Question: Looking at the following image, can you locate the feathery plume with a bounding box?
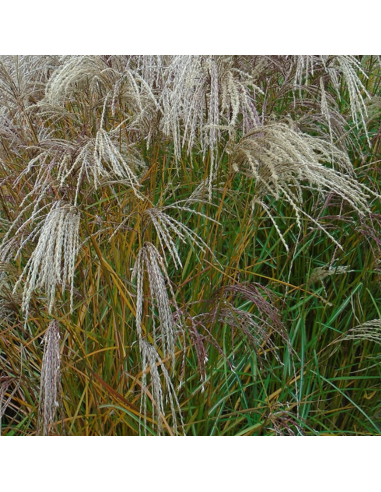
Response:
[232,123,376,248]
[160,56,262,185]
[342,319,381,345]
[290,55,370,139]
[58,128,143,204]
[143,204,218,269]
[38,320,62,436]
[132,242,179,363]
[209,282,292,364]
[140,341,184,435]
[13,202,80,315]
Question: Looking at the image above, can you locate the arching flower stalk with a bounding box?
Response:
[43,55,160,143]
[143,205,218,269]
[57,128,143,205]
[38,320,62,436]
[140,341,184,436]
[232,123,378,249]
[160,56,262,196]
[289,55,371,144]
[44,56,116,106]
[13,202,80,315]
[208,283,293,364]
[341,319,381,345]
[132,243,184,434]
[132,242,179,364]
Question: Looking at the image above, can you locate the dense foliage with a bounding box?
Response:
[0,55,381,436]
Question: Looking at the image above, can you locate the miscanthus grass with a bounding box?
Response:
[0,55,381,436]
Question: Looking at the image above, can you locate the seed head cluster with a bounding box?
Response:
[13,202,80,315]
[38,320,62,436]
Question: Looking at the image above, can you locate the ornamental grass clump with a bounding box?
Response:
[0,55,381,436]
